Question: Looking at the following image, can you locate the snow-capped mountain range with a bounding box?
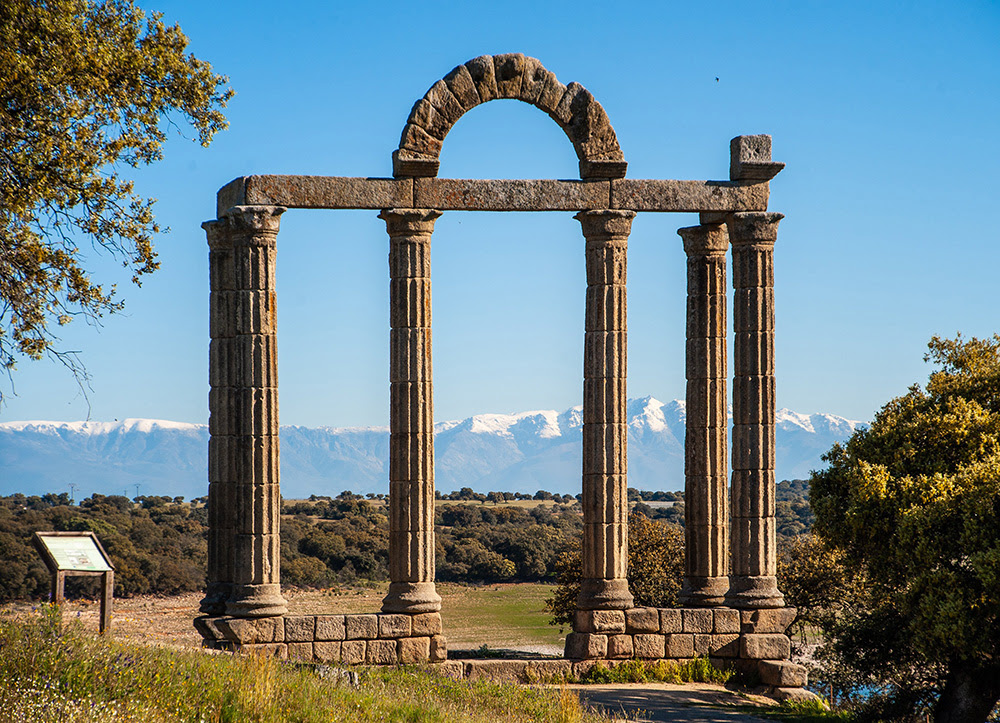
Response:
[0,397,863,501]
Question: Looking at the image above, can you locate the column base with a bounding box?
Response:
[225,583,288,617]
[725,575,785,609]
[577,578,634,610]
[199,581,232,616]
[382,582,442,613]
[678,576,729,607]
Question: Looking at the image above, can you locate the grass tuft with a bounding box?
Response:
[580,656,732,685]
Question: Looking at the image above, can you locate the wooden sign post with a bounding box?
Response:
[33,531,115,634]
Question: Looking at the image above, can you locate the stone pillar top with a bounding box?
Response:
[574,209,636,240]
[378,208,442,234]
[678,223,729,256]
[727,212,784,245]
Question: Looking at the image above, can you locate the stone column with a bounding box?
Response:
[380,209,443,614]
[201,218,235,615]
[726,211,785,609]
[677,223,729,607]
[212,204,288,618]
[576,210,635,611]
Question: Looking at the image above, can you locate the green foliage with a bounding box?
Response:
[776,534,857,634]
[810,335,1000,720]
[0,0,231,394]
[544,511,684,627]
[0,613,602,722]
[580,657,731,685]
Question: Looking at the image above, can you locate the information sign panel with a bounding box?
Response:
[36,533,113,572]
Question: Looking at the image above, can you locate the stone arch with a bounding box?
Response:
[393,54,627,180]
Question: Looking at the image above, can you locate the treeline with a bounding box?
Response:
[0,481,815,602]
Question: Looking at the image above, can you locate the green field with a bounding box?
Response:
[437,583,563,650]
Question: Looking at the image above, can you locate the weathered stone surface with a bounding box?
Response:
[611,179,769,213]
[378,614,412,639]
[527,660,573,681]
[493,53,524,98]
[367,639,399,665]
[315,615,346,641]
[340,639,366,665]
[287,642,314,660]
[664,633,695,658]
[382,209,443,616]
[771,687,823,703]
[434,661,463,680]
[219,175,771,213]
[411,612,442,636]
[443,63,481,110]
[423,80,465,126]
[634,634,666,659]
[578,210,634,613]
[233,176,412,213]
[413,178,608,211]
[465,660,528,683]
[625,607,660,633]
[607,634,634,659]
[759,660,808,687]
[575,609,626,634]
[193,616,226,640]
[345,614,378,640]
[518,56,553,105]
[682,608,714,634]
[709,634,741,658]
[741,634,791,660]
[565,632,608,659]
[659,609,683,633]
[694,634,713,656]
[398,636,431,664]
[730,135,785,181]
[218,616,283,644]
[314,641,342,663]
[284,616,315,643]
[741,607,797,634]
[430,635,448,662]
[406,98,452,141]
[465,55,498,104]
[714,609,741,634]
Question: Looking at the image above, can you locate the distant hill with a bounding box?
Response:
[0,397,863,500]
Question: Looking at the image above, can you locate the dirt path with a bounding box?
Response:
[574,684,773,723]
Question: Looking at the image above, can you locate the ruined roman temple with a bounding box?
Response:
[194,53,809,696]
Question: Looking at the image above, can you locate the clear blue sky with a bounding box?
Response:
[4,0,999,428]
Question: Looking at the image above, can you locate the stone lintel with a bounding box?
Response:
[216,176,770,214]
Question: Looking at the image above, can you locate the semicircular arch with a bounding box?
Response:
[393,54,626,180]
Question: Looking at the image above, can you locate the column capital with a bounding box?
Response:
[727,212,784,246]
[379,208,442,237]
[202,218,233,250]
[574,210,636,242]
[678,223,729,257]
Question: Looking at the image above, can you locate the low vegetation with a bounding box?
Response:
[0,609,598,723]
[0,482,816,603]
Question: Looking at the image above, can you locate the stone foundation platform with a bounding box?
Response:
[195,611,446,664]
[566,606,807,691]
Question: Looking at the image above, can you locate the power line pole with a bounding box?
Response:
[68,483,78,505]
[133,483,141,502]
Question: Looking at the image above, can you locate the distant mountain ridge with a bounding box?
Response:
[0,397,863,500]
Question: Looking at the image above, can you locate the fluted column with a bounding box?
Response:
[209,204,287,618]
[380,209,443,614]
[726,211,785,609]
[201,218,235,616]
[576,210,635,611]
[678,223,729,607]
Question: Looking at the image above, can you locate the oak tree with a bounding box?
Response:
[811,335,1000,722]
[0,0,232,399]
